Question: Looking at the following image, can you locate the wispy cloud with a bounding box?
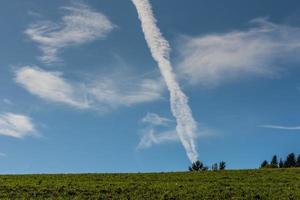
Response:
[27,10,42,18]
[15,66,89,109]
[15,66,164,110]
[141,113,173,126]
[0,152,6,157]
[177,18,300,86]
[138,129,178,149]
[25,2,115,64]
[88,78,164,108]
[138,113,178,149]
[138,113,215,150]
[0,113,37,138]
[260,125,300,130]
[3,99,13,105]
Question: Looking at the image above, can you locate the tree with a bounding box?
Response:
[296,154,300,167]
[279,158,284,168]
[202,166,209,171]
[189,160,205,171]
[284,153,296,168]
[212,163,218,171]
[260,160,268,168]
[270,155,278,168]
[219,161,226,170]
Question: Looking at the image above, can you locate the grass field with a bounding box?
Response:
[0,168,300,199]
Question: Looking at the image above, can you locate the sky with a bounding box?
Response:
[0,0,300,173]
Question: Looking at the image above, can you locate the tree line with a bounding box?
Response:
[260,153,300,168]
[188,160,226,171]
[188,153,300,171]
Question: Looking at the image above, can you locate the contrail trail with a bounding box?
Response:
[260,125,300,130]
[132,0,198,162]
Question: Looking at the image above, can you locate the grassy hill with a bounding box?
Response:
[0,168,300,199]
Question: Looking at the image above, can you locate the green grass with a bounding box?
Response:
[0,168,300,199]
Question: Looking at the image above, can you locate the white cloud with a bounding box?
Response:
[88,78,164,108]
[138,124,216,150]
[137,129,178,149]
[177,18,300,86]
[15,66,164,110]
[3,99,13,105]
[0,113,37,138]
[138,113,178,149]
[138,113,217,150]
[260,125,300,130]
[0,152,6,157]
[141,113,173,126]
[15,66,89,109]
[25,2,115,63]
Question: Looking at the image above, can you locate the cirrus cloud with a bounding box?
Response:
[138,129,178,149]
[141,113,173,126]
[138,113,178,149]
[0,113,37,138]
[25,2,115,64]
[137,113,216,150]
[15,66,89,109]
[15,66,165,111]
[177,18,300,86]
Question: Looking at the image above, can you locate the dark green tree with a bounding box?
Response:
[202,166,209,171]
[284,153,296,168]
[189,160,205,171]
[219,161,226,170]
[270,155,278,168]
[296,154,300,167]
[260,160,268,168]
[279,158,284,168]
[211,163,218,171]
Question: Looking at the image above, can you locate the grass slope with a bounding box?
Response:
[0,169,300,199]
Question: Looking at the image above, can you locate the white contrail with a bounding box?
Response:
[132,0,198,162]
[260,125,300,130]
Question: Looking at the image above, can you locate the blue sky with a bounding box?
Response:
[0,0,300,173]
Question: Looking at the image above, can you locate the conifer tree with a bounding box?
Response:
[279,158,284,168]
[219,161,226,170]
[284,153,296,168]
[296,154,300,167]
[212,163,218,171]
[270,155,278,168]
[260,160,268,168]
[189,160,204,171]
